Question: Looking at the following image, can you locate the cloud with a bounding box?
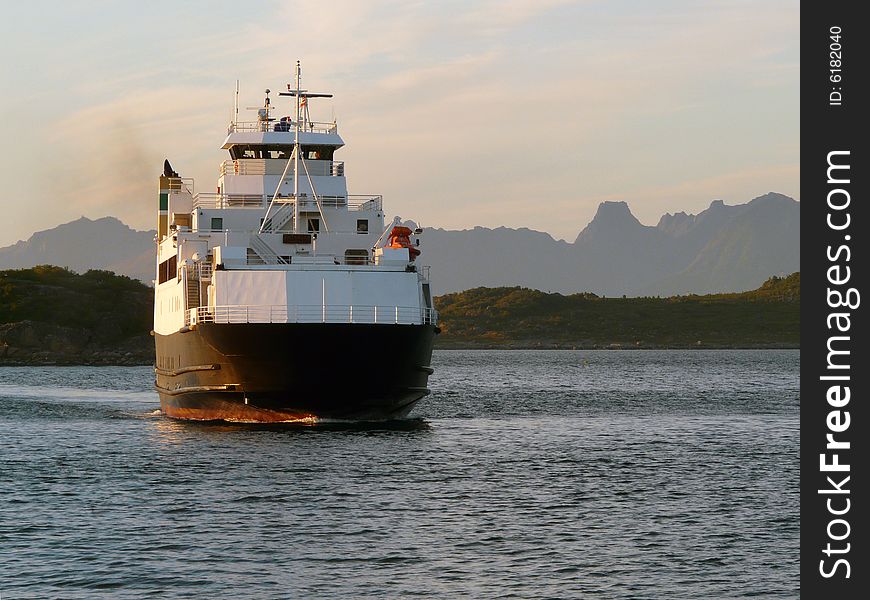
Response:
[0,0,799,246]
[39,85,229,231]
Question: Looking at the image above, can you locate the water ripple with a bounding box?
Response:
[0,350,799,598]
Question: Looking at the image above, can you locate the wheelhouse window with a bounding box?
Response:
[228,144,335,161]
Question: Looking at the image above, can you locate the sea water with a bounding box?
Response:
[0,350,799,598]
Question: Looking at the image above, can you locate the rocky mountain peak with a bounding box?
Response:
[1,194,800,297]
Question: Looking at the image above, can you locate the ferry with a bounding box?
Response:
[153,63,438,421]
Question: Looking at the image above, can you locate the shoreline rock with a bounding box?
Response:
[0,320,153,366]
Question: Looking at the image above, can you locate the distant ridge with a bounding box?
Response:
[419,192,798,295]
[0,192,799,296]
[0,217,155,283]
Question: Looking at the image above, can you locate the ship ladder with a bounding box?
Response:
[185,266,201,310]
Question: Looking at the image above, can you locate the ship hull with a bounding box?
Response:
[155,322,436,422]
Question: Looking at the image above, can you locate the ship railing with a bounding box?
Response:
[347,195,382,211]
[227,120,338,134]
[293,195,382,212]
[193,193,382,212]
[293,195,343,211]
[219,159,345,178]
[198,260,213,281]
[164,177,195,193]
[188,304,438,326]
[193,193,265,209]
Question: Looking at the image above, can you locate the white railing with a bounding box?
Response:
[294,195,382,210]
[220,159,345,178]
[227,121,338,134]
[192,193,381,212]
[187,304,438,327]
[193,193,265,209]
[348,195,382,211]
[220,159,268,177]
[164,177,195,194]
[198,260,213,281]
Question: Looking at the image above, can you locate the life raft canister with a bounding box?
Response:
[387,226,421,260]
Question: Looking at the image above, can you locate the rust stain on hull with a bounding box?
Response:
[160,398,317,423]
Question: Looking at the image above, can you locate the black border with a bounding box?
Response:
[801,4,868,596]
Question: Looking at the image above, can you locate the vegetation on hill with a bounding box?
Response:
[1,266,153,364]
[434,273,799,348]
[0,266,799,364]
[1,265,152,339]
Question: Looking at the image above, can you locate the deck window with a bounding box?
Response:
[356,219,369,234]
[210,217,223,231]
[158,255,177,285]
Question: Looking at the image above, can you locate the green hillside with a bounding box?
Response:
[1,266,153,364]
[1,267,799,364]
[434,273,799,348]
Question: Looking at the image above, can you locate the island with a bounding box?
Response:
[1,266,798,365]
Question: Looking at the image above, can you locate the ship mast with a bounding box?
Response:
[293,61,301,233]
[278,62,333,233]
[259,63,302,235]
[259,62,334,235]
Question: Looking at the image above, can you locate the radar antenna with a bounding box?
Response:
[245,89,274,131]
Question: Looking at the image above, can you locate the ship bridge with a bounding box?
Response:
[155,61,401,285]
[214,80,348,205]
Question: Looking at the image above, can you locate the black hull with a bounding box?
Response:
[155,323,436,421]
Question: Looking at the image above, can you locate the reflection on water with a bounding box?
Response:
[0,350,799,598]
[149,414,432,442]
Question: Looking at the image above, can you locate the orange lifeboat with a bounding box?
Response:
[387,226,421,260]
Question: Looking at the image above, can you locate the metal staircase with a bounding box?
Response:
[248,233,289,265]
[185,265,201,309]
[261,201,295,232]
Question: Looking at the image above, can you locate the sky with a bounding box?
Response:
[0,0,799,246]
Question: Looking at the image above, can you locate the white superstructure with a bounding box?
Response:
[153,63,435,337]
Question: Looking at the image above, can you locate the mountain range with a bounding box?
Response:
[416,192,799,295]
[0,192,799,296]
[0,217,156,283]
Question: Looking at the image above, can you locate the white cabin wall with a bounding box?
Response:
[167,189,193,219]
[195,208,264,232]
[179,238,209,263]
[314,207,383,235]
[348,271,420,307]
[261,175,347,198]
[220,173,347,199]
[214,271,289,306]
[154,280,187,334]
[213,269,422,310]
[157,236,176,263]
[313,232,377,256]
[220,174,265,196]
